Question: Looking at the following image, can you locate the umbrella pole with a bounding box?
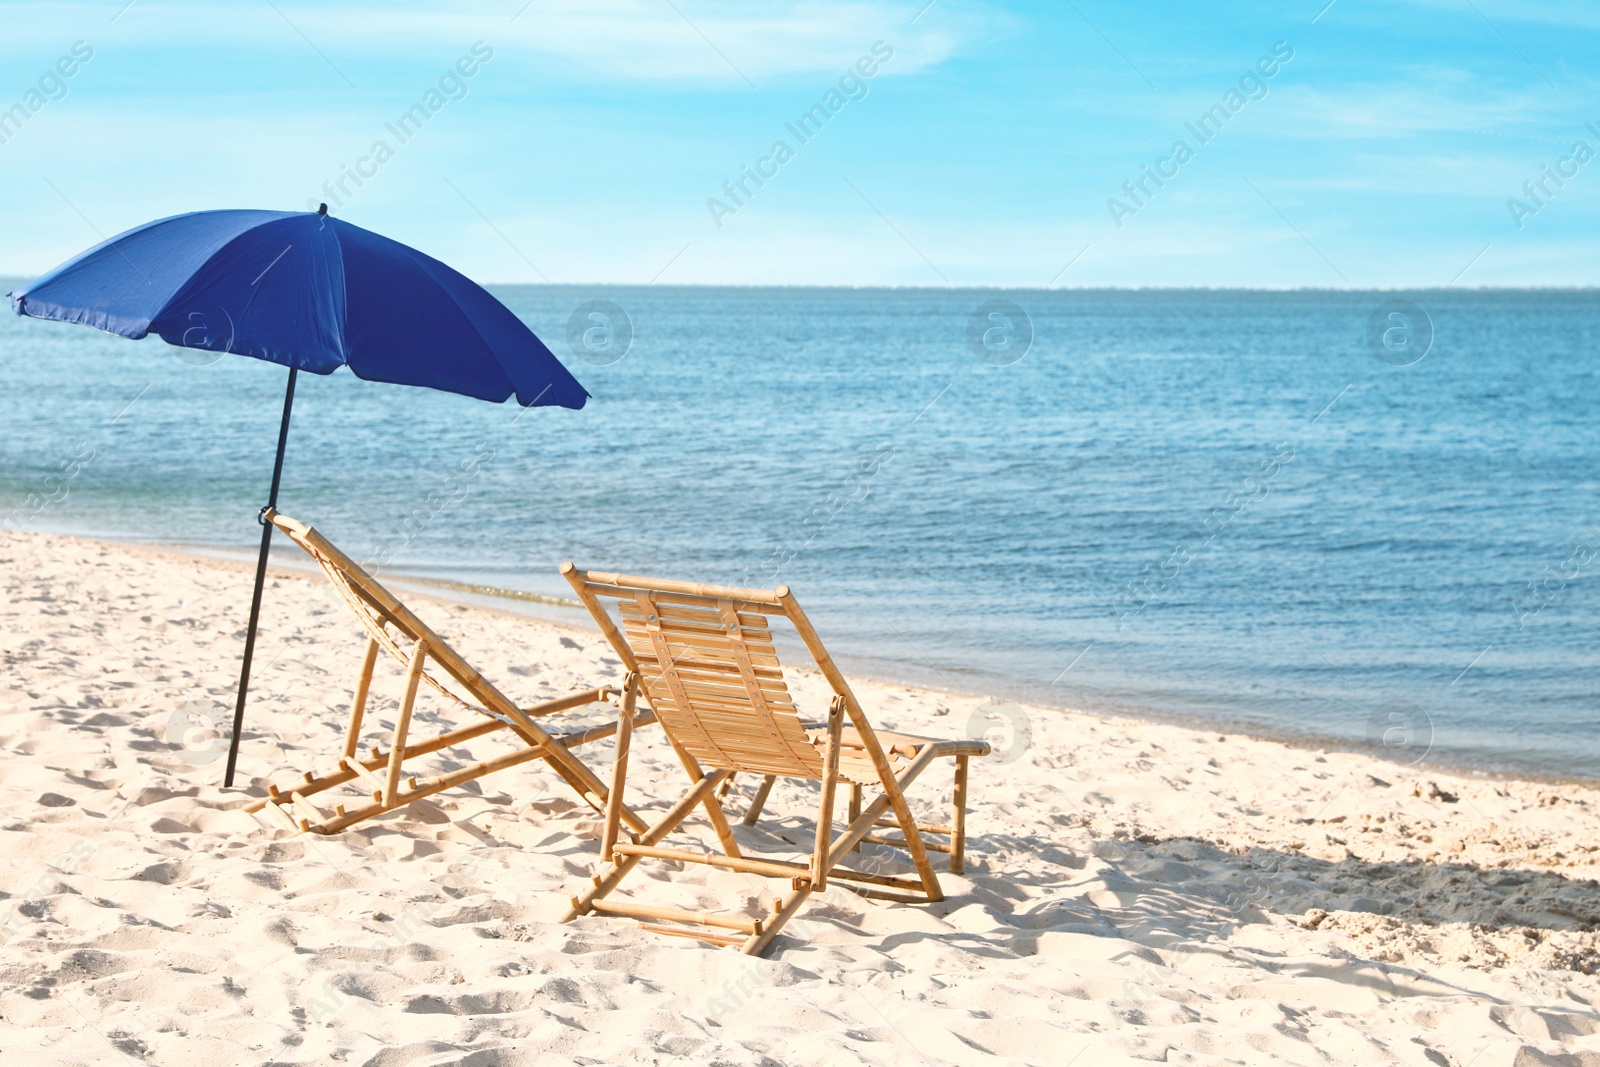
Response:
[223,367,299,787]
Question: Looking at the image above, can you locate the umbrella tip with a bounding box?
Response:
[317,202,328,216]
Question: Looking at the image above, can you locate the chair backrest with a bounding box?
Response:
[563,564,881,783]
[268,510,521,719]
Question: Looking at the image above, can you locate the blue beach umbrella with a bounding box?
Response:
[9,205,588,785]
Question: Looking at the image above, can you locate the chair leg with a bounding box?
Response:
[741,882,814,956]
[565,851,644,924]
[950,755,968,875]
[811,698,844,890]
[741,775,776,826]
[702,789,743,859]
[847,783,862,852]
[600,673,637,862]
[841,702,943,902]
[819,746,948,904]
[383,638,427,807]
[563,769,732,923]
[343,636,380,760]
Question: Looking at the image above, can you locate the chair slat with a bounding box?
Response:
[621,627,781,662]
[620,600,772,630]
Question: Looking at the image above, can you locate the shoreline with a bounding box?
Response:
[19,523,1594,791]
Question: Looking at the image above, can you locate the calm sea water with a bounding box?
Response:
[3,285,1597,779]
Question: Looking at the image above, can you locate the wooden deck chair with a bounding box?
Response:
[559,564,990,956]
[244,510,652,837]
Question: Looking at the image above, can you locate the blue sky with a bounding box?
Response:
[0,0,1596,287]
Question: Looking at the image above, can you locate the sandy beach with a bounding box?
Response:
[4,527,1600,1067]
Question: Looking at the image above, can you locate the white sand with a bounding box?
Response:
[4,528,1600,1066]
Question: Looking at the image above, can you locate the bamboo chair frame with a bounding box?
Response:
[559,564,989,956]
[245,510,651,836]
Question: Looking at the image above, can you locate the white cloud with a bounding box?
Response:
[0,0,968,84]
[1255,67,1588,143]
[492,0,962,82]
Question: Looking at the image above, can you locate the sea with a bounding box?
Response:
[2,285,1597,780]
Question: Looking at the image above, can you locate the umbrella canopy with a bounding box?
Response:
[10,207,588,408]
[9,206,589,785]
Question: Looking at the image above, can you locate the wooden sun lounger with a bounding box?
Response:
[244,510,651,836]
[559,564,989,956]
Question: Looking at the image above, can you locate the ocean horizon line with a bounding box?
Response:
[5,275,1600,295]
